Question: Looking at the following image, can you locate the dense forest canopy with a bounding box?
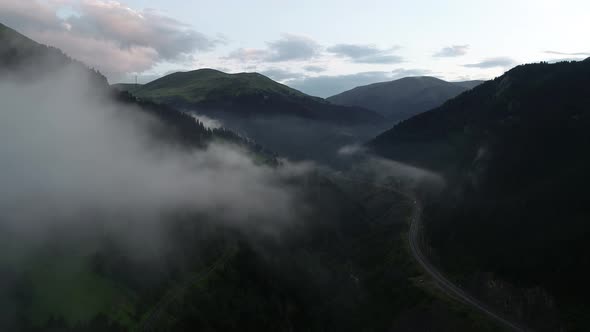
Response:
[370,59,590,331]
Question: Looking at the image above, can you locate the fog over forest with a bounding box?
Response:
[0,67,312,254]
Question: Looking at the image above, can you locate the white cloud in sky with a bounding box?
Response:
[0,0,218,79]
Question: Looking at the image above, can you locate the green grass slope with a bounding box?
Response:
[125,69,383,124]
[133,69,309,103]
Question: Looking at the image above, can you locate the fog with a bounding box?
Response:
[188,113,223,129]
[337,143,446,192]
[0,66,309,250]
[360,156,446,190]
[182,110,390,169]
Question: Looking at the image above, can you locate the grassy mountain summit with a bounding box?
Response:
[0,22,270,157]
[328,76,483,122]
[368,59,590,330]
[134,69,309,102]
[119,69,383,124]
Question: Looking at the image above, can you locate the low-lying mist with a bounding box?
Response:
[337,143,446,193]
[0,66,310,253]
[182,110,390,168]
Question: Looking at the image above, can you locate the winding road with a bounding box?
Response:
[336,176,528,331]
[408,197,528,332]
[139,176,528,332]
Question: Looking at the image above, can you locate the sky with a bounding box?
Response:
[1,0,589,97]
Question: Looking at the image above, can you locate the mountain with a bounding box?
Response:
[0,23,107,87]
[368,59,590,331]
[0,22,274,161]
[451,80,485,89]
[121,69,383,124]
[112,82,143,93]
[118,69,389,166]
[327,76,483,122]
[0,23,495,332]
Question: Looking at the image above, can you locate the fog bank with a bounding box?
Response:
[0,67,308,249]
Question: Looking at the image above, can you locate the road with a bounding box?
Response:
[334,176,528,332]
[408,197,528,332]
[140,176,528,332]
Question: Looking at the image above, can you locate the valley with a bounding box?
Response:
[1,3,590,330]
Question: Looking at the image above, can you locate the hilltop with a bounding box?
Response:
[119,69,383,124]
[328,76,483,122]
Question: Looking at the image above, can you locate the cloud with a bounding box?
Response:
[260,68,304,81]
[433,44,469,57]
[32,29,160,75]
[355,156,446,192]
[358,54,404,64]
[187,113,223,129]
[391,68,432,77]
[327,44,403,64]
[225,48,269,62]
[0,65,310,252]
[290,71,390,98]
[0,0,218,79]
[226,39,402,67]
[545,50,590,56]
[226,34,321,63]
[544,50,590,63]
[303,65,326,73]
[338,144,366,156]
[289,68,432,98]
[266,34,321,62]
[463,57,516,68]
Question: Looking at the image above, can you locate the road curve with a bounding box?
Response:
[334,176,528,332]
[408,198,528,332]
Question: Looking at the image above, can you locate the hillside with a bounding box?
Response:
[112,83,143,94]
[452,80,485,89]
[0,22,504,332]
[0,23,107,86]
[0,22,272,160]
[123,69,383,124]
[368,60,590,331]
[328,76,483,122]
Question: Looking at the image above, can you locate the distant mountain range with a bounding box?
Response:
[368,59,590,330]
[114,69,393,165]
[114,69,383,124]
[112,72,484,165]
[328,76,483,122]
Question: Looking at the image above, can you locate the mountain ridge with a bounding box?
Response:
[0,21,275,161]
[327,76,483,122]
[118,68,383,124]
[368,59,590,330]
[0,22,107,87]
